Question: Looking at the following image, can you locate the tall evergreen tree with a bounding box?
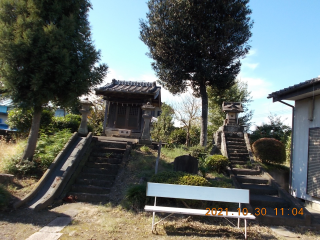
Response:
[140,0,253,146]
[0,0,108,160]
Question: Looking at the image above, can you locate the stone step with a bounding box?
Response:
[69,192,110,202]
[241,184,278,195]
[225,133,244,138]
[226,137,245,142]
[86,162,121,168]
[228,148,248,154]
[94,141,127,149]
[71,184,111,194]
[91,152,124,158]
[229,155,250,161]
[91,147,126,154]
[236,175,269,184]
[250,194,290,208]
[75,178,114,188]
[83,167,119,175]
[79,173,116,181]
[226,144,247,149]
[89,157,122,164]
[230,160,249,165]
[232,168,261,175]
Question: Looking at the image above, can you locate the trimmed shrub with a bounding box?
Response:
[252,138,286,164]
[206,155,229,173]
[189,145,208,159]
[0,185,10,210]
[150,171,212,187]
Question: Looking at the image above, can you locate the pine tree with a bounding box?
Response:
[0,0,108,160]
[140,0,253,146]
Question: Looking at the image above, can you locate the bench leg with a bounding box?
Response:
[244,219,247,239]
[152,211,155,231]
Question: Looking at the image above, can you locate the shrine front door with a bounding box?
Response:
[114,105,140,130]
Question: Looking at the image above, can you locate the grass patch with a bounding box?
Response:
[1,129,73,176]
[259,161,290,172]
[0,139,26,172]
[161,145,189,161]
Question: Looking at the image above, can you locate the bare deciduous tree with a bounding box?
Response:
[173,95,201,147]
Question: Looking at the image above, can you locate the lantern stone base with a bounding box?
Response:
[221,124,244,132]
[139,139,152,145]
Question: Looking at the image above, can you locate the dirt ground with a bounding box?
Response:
[1,150,320,239]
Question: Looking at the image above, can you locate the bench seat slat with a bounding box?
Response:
[146,182,250,203]
[145,205,256,220]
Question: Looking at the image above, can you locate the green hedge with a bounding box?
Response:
[252,138,286,164]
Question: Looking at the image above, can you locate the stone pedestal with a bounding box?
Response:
[78,99,93,137]
[140,102,155,144]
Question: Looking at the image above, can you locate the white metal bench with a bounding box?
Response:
[144,182,255,239]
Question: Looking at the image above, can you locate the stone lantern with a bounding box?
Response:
[78,98,93,136]
[140,102,155,144]
[222,102,244,125]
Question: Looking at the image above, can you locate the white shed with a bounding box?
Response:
[268,77,320,209]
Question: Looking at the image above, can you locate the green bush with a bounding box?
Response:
[0,185,10,210]
[189,145,208,159]
[150,171,212,187]
[168,128,186,146]
[51,114,81,132]
[125,184,147,210]
[252,138,286,164]
[140,145,151,153]
[206,155,229,173]
[7,108,54,134]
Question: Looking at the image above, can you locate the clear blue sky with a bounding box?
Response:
[88,0,320,129]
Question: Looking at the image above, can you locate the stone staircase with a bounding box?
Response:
[68,137,128,202]
[225,132,310,226]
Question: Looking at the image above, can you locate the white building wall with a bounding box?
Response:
[292,95,320,203]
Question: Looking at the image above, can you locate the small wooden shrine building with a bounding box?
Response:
[95,79,161,139]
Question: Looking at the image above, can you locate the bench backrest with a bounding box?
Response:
[146,182,250,204]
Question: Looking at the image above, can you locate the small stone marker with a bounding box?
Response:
[173,155,198,174]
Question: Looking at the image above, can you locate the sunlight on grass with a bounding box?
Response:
[0,139,26,172]
[161,146,189,161]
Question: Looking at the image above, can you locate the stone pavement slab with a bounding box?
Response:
[25,232,63,240]
[39,216,72,233]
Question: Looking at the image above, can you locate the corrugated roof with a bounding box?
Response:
[95,79,161,97]
[268,77,320,99]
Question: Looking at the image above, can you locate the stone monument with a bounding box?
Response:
[173,155,198,174]
[140,102,155,144]
[78,98,93,136]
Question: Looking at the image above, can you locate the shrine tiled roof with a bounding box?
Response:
[95,79,161,98]
[267,77,320,101]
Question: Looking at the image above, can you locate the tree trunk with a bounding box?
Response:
[186,130,190,147]
[21,106,42,161]
[199,83,208,146]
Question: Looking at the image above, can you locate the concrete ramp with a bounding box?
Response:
[14,132,93,211]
